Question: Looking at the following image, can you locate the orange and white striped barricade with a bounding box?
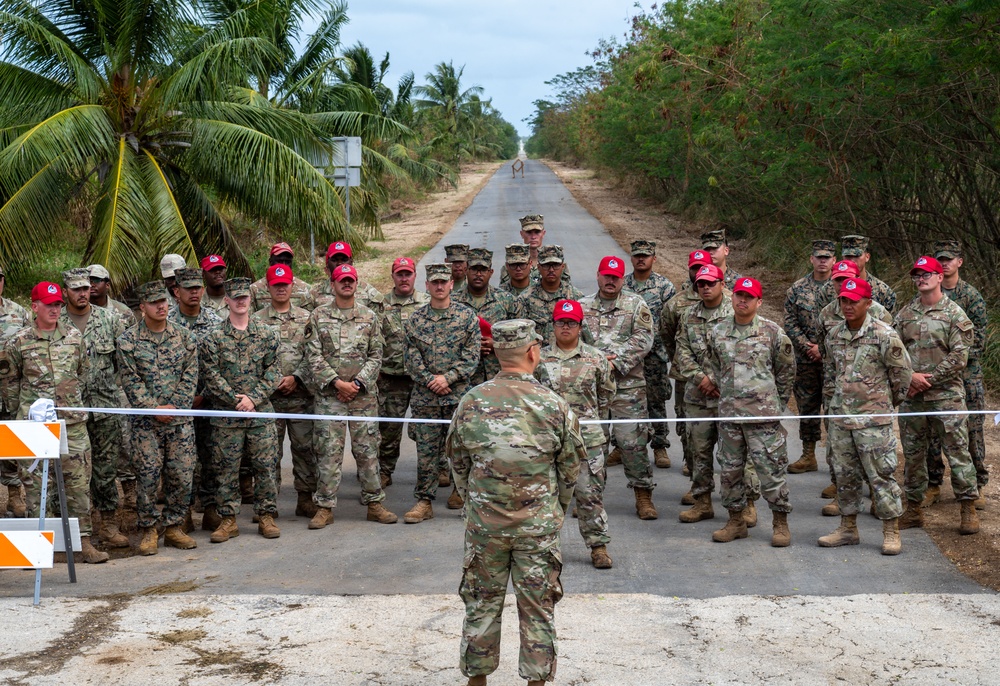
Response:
[0,420,73,605]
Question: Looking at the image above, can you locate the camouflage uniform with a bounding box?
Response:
[447,321,585,683]
[201,291,229,319]
[4,322,92,535]
[311,278,384,313]
[840,235,898,313]
[305,301,386,508]
[706,315,795,513]
[537,340,616,548]
[118,299,199,530]
[251,274,315,312]
[252,303,316,496]
[520,281,584,341]
[896,294,978,504]
[824,314,911,518]
[659,284,702,469]
[199,292,281,517]
[445,244,469,297]
[581,287,654,491]
[783,273,831,444]
[700,229,742,292]
[0,296,30,489]
[378,288,430,478]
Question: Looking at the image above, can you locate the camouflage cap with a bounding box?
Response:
[841,235,869,257]
[174,268,204,289]
[224,277,251,298]
[933,239,962,259]
[700,228,727,249]
[137,280,169,303]
[811,239,836,257]
[425,263,452,282]
[537,245,564,265]
[159,253,187,278]
[519,214,544,231]
[444,244,469,263]
[492,318,543,350]
[87,264,111,280]
[62,268,91,290]
[630,240,656,256]
[467,247,493,268]
[505,243,530,264]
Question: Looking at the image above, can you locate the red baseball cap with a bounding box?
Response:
[839,278,872,301]
[733,276,762,299]
[31,282,64,305]
[910,255,943,275]
[478,317,492,338]
[598,256,625,278]
[326,241,352,260]
[200,254,226,270]
[392,257,415,274]
[332,264,358,282]
[688,250,712,268]
[270,242,293,257]
[266,264,293,285]
[693,264,724,283]
[553,299,584,322]
[832,260,859,279]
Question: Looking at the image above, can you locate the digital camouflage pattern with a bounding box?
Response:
[168,304,223,342]
[200,291,229,318]
[517,281,584,341]
[784,274,831,443]
[659,284,702,457]
[250,274,316,312]
[0,297,30,487]
[718,422,790,513]
[499,261,572,288]
[817,297,894,405]
[380,290,431,376]
[623,270,676,360]
[453,285,524,382]
[829,423,904,519]
[723,267,742,292]
[311,278,384,313]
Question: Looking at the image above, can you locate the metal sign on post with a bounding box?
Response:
[310,137,362,263]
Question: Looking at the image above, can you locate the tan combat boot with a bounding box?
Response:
[921,484,941,508]
[606,445,623,467]
[898,500,924,530]
[712,509,748,542]
[680,490,695,506]
[7,484,26,517]
[380,472,392,490]
[447,487,464,510]
[295,491,318,518]
[821,500,840,517]
[975,487,986,511]
[403,499,434,524]
[881,518,901,555]
[308,507,333,529]
[258,514,280,538]
[80,535,110,563]
[466,677,487,686]
[138,527,159,555]
[181,508,195,533]
[821,482,837,499]
[681,461,690,477]
[818,515,860,547]
[787,442,818,473]
[202,504,223,531]
[121,479,138,511]
[743,500,758,528]
[771,511,791,548]
[98,511,130,548]
[590,545,613,569]
[653,447,671,469]
[959,500,980,535]
[210,516,239,543]
[239,474,254,504]
[634,487,658,520]
[679,493,715,523]
[164,525,197,549]
[367,502,399,524]
[438,470,451,488]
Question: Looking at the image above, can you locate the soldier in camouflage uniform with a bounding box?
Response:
[581,255,658,520]
[783,240,834,474]
[402,263,480,524]
[521,245,584,341]
[251,264,317,519]
[499,244,533,297]
[312,242,384,313]
[896,257,979,535]
[819,278,912,555]
[305,264,397,528]
[118,281,199,555]
[701,228,742,291]
[447,319,585,686]
[0,266,30,516]
[445,244,470,295]
[199,254,229,317]
[536,299,616,568]
[5,282,108,563]
[499,215,572,287]
[624,240,676,468]
[705,277,795,547]
[378,257,430,486]
[61,268,130,549]
[88,264,136,327]
[840,235,897,313]
[250,242,316,312]
[159,253,187,311]
[924,240,989,507]
[199,278,282,542]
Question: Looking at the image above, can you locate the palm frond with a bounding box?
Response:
[283,0,348,87]
[0,156,75,264]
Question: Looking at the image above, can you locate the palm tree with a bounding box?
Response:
[415,61,485,166]
[0,0,354,287]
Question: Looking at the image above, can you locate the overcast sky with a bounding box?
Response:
[314,0,639,137]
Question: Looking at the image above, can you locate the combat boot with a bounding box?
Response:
[881,518,901,555]
[606,445,623,467]
[818,515,859,547]
[98,511,130,548]
[975,486,986,510]
[257,514,280,538]
[590,545,613,569]
[121,479,138,511]
[309,507,334,529]
[210,516,239,543]
[821,482,837,499]
[712,509,748,542]
[466,677,486,686]
[380,472,392,490]
[653,447,671,469]
[164,525,197,550]
[438,470,451,488]
[634,487,658,520]
[447,487,464,510]
[921,484,941,508]
[80,535,110,563]
[7,484,26,517]
[821,500,840,517]
[680,490,695,506]
[787,442,818,473]
[367,502,398,524]
[138,527,159,556]
[898,500,924,530]
[960,500,980,535]
[239,474,254,504]
[202,504,223,531]
[682,461,690,477]
[771,511,791,547]
[679,493,714,523]
[743,500,758,528]
[295,491,317,518]
[181,508,194,534]
[404,499,434,524]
